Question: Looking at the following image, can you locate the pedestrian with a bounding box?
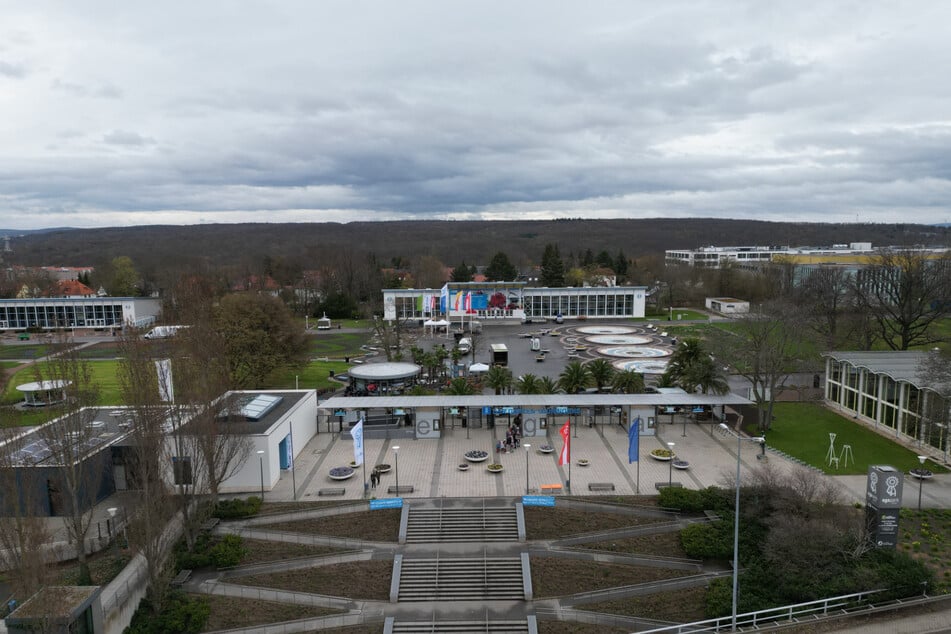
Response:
[370,471,378,488]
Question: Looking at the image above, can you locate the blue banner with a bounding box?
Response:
[522,495,556,507]
[370,498,403,510]
[628,416,640,463]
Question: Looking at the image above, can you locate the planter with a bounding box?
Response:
[577,459,590,467]
[465,450,489,462]
[374,464,392,474]
[348,461,359,469]
[910,468,934,480]
[486,464,504,473]
[672,460,690,470]
[329,466,355,480]
[650,449,674,461]
[457,463,470,472]
[538,445,554,454]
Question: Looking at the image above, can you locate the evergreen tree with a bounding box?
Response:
[484,252,518,281]
[615,250,629,279]
[540,244,566,287]
[596,250,614,270]
[582,249,595,267]
[450,261,474,283]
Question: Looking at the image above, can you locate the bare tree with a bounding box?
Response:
[851,249,951,350]
[712,301,811,431]
[797,266,857,349]
[32,332,103,584]
[116,330,175,612]
[0,420,54,602]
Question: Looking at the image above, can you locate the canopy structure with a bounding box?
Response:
[423,319,451,338]
[16,380,71,407]
[469,362,490,373]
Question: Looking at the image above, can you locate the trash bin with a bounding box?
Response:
[329,370,335,378]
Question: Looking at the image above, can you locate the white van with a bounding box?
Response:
[458,337,472,354]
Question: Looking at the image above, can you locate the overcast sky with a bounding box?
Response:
[1,1,950,229]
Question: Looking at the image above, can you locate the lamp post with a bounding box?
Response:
[667,442,675,487]
[719,423,766,632]
[257,450,265,500]
[393,445,400,496]
[917,455,928,511]
[524,444,531,495]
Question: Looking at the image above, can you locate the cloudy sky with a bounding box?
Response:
[1,1,950,229]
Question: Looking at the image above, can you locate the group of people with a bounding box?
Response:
[369,469,383,488]
[496,415,523,454]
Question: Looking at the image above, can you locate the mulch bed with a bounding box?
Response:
[257,509,400,542]
[232,560,392,600]
[537,622,631,634]
[240,538,349,565]
[530,557,692,598]
[583,585,708,623]
[578,531,687,557]
[525,507,665,541]
[200,595,340,632]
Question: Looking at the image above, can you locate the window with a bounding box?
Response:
[172,456,193,485]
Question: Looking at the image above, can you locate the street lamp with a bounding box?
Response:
[917,455,928,511]
[524,444,531,495]
[667,442,675,487]
[393,445,400,496]
[719,423,766,632]
[257,450,265,500]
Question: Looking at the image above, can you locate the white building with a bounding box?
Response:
[0,297,161,330]
[666,243,876,269]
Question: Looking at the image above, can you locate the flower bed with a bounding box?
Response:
[328,466,355,480]
[910,468,934,479]
[650,449,674,461]
[348,461,359,469]
[457,463,470,471]
[672,459,690,470]
[538,445,554,454]
[577,458,590,467]
[465,450,489,462]
[373,464,392,474]
[486,463,504,473]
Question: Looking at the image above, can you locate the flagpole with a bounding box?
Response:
[567,420,571,492]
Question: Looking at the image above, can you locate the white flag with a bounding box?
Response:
[352,419,365,466]
[155,359,174,403]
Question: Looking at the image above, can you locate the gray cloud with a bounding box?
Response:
[0,60,26,78]
[0,1,950,229]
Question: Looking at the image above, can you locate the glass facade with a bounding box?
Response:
[0,301,126,329]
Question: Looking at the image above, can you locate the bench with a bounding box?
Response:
[171,569,192,587]
[318,487,346,497]
[387,485,414,494]
[201,517,220,532]
[540,483,563,493]
[655,482,683,490]
[588,482,615,492]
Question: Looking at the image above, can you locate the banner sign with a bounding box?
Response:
[370,498,403,510]
[522,495,555,507]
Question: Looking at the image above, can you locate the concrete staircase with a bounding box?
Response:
[388,619,530,633]
[396,556,526,601]
[405,506,519,543]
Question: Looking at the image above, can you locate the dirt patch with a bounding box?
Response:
[200,595,340,632]
[241,538,349,565]
[233,560,392,600]
[259,509,400,542]
[259,501,356,515]
[583,584,708,623]
[579,531,687,557]
[537,621,631,634]
[525,507,664,541]
[530,557,691,598]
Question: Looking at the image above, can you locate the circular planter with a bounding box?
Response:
[374,464,392,474]
[910,468,934,480]
[537,445,554,454]
[486,464,504,473]
[577,459,590,467]
[672,460,690,470]
[457,463,470,472]
[465,450,489,462]
[348,461,359,469]
[329,467,355,480]
[650,450,674,461]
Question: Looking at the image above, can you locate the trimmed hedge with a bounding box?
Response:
[213,496,262,519]
[125,591,209,634]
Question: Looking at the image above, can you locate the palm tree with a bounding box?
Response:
[538,376,559,394]
[586,358,615,392]
[445,377,477,395]
[558,360,591,394]
[486,365,514,395]
[517,373,542,394]
[683,356,730,395]
[611,369,645,394]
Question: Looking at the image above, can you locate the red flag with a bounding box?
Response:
[558,420,571,466]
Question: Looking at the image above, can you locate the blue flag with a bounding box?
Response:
[628,416,640,463]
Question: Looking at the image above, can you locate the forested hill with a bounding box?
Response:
[7,219,950,270]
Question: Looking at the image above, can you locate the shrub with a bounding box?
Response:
[125,592,209,634]
[213,496,262,519]
[209,534,247,568]
[681,521,734,559]
[658,487,705,512]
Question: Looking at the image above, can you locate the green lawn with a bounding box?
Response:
[263,360,350,391]
[307,331,370,359]
[1,360,123,407]
[767,402,948,475]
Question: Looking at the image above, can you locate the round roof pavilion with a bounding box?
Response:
[349,362,421,381]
